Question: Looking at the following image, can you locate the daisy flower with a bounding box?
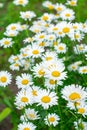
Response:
[45,78,63,90]
[29,44,44,58]
[54,3,66,13]
[20,11,36,21]
[36,90,58,109]
[44,113,60,127]
[77,104,87,117]
[0,38,14,48]
[6,23,21,32]
[15,89,33,108]
[61,84,87,102]
[55,43,67,53]
[18,122,36,130]
[66,0,77,6]
[16,73,33,89]
[74,119,87,130]
[4,30,19,37]
[32,63,45,77]
[25,108,40,120]
[13,0,29,6]
[42,1,54,10]
[78,66,87,74]
[60,9,75,21]
[0,71,12,87]
[45,61,67,81]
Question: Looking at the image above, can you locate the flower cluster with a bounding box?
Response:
[0,0,87,130]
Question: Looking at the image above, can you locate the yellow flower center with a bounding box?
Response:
[82,69,87,73]
[53,41,58,46]
[11,26,16,30]
[51,71,60,77]
[56,7,62,11]
[62,27,70,33]
[38,69,45,76]
[72,66,76,69]
[23,128,30,130]
[73,26,78,29]
[21,79,29,85]
[13,57,19,62]
[32,90,37,96]
[14,63,19,67]
[34,29,39,33]
[69,92,81,101]
[46,57,52,61]
[78,108,85,114]
[29,113,35,118]
[48,4,54,10]
[78,47,84,51]
[70,1,76,6]
[49,79,56,85]
[41,96,51,103]
[4,40,10,45]
[39,42,45,46]
[18,0,24,4]
[74,34,80,39]
[21,97,28,102]
[0,76,7,83]
[58,46,64,50]
[42,16,49,21]
[39,35,45,39]
[32,50,39,55]
[48,117,55,122]
[53,27,58,31]
[65,13,71,17]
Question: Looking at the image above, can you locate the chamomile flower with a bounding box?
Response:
[20,11,36,21]
[16,73,32,89]
[74,44,86,54]
[0,71,12,87]
[61,84,87,102]
[0,38,14,48]
[55,3,66,13]
[36,90,58,109]
[60,9,75,21]
[78,66,87,74]
[18,122,36,130]
[45,62,67,81]
[44,113,60,127]
[6,23,21,31]
[29,44,44,58]
[4,30,19,37]
[67,101,81,110]
[69,31,84,42]
[45,78,63,90]
[42,1,54,10]
[25,108,40,120]
[66,0,77,6]
[77,104,87,117]
[8,55,19,63]
[40,13,54,22]
[61,21,73,35]
[55,43,67,53]
[32,63,45,77]
[13,0,29,6]
[10,62,21,71]
[15,89,33,108]
[74,119,87,130]
[68,63,78,71]
[42,51,57,62]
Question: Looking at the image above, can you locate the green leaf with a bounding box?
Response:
[0,107,12,122]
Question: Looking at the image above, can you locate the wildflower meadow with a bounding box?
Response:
[0,0,87,130]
